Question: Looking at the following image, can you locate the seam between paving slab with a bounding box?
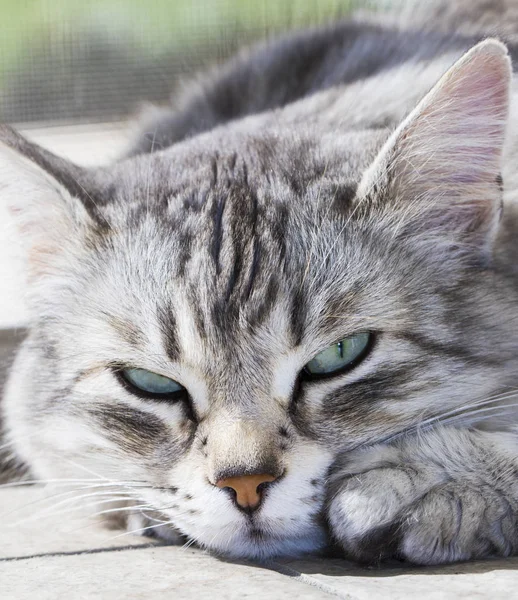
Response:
[0,542,167,563]
[0,542,358,599]
[264,561,359,600]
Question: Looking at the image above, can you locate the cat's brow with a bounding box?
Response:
[157,303,180,362]
[104,314,146,348]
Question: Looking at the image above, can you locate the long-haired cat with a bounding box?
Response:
[3,1,518,564]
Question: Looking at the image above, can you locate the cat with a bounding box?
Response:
[3,1,518,565]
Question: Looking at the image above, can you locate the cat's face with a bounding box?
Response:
[2,41,514,557]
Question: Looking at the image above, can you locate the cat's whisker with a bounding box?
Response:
[432,403,518,425]
[0,478,117,489]
[4,490,133,526]
[67,173,111,230]
[144,130,157,220]
[23,496,144,522]
[357,392,518,449]
[435,394,517,416]
[5,489,141,527]
[427,395,518,424]
[409,390,518,426]
[41,452,114,482]
[386,402,518,446]
[63,499,155,519]
[101,517,174,542]
[1,478,154,516]
[436,410,515,429]
[0,484,123,519]
[181,536,198,551]
[137,508,172,524]
[59,503,161,536]
[112,505,211,544]
[0,480,157,516]
[41,451,157,495]
[204,526,231,553]
[21,488,187,532]
[0,437,24,453]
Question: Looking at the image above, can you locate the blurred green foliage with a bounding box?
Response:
[0,0,383,123]
[0,0,366,61]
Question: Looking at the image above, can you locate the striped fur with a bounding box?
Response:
[3,6,518,563]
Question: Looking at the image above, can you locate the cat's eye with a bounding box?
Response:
[303,332,372,379]
[118,368,185,399]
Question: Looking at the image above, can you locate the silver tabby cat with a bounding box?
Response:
[3,0,518,564]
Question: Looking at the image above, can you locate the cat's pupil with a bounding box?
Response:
[304,332,372,377]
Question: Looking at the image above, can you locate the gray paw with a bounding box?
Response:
[399,482,516,564]
[328,464,518,565]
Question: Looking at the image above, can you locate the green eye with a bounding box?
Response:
[119,368,185,398]
[304,332,372,378]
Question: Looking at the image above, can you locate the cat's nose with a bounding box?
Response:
[216,473,277,512]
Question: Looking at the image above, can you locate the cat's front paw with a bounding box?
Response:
[398,481,517,564]
[327,431,518,565]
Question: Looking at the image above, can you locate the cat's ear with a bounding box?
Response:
[0,125,106,278]
[357,40,511,260]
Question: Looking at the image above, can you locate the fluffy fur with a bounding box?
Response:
[3,2,518,564]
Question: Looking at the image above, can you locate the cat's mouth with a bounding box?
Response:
[206,509,329,558]
[232,521,328,558]
[147,505,328,558]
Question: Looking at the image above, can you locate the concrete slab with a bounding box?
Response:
[278,556,518,600]
[1,545,334,600]
[0,487,333,600]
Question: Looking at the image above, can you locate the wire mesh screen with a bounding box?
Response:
[0,0,381,126]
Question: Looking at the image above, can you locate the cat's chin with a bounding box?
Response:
[174,522,327,560]
[224,530,327,560]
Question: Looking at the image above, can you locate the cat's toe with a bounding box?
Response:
[328,468,518,565]
[328,466,419,562]
[399,483,517,565]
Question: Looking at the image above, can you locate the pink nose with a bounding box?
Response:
[216,473,277,509]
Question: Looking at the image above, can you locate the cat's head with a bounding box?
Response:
[2,41,514,557]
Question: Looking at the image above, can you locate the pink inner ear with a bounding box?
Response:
[391,42,510,215]
[357,41,513,256]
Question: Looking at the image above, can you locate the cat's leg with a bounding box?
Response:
[125,511,185,544]
[327,427,518,565]
[101,502,185,544]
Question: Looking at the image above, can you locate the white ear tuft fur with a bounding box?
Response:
[358,39,511,258]
[0,128,95,279]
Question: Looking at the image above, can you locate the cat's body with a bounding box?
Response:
[3,1,518,564]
